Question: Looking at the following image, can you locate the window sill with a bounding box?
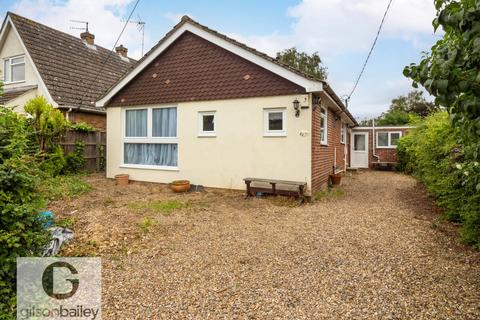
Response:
[198,132,216,137]
[264,132,287,137]
[320,142,329,146]
[340,142,345,145]
[4,80,26,85]
[376,146,397,149]
[120,164,179,171]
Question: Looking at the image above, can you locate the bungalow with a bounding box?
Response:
[97,16,360,194]
[0,12,136,130]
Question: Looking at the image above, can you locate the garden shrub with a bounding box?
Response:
[397,112,480,248]
[0,107,49,318]
[64,141,86,174]
[39,145,66,177]
[68,122,96,132]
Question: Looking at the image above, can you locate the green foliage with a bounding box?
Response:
[276,47,328,80]
[39,145,66,177]
[24,96,68,153]
[68,122,96,132]
[403,0,480,168]
[38,175,91,201]
[362,91,436,126]
[64,141,86,174]
[397,112,480,248]
[137,217,156,234]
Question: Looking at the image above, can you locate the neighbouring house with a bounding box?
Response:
[97,16,358,195]
[350,126,412,169]
[0,12,136,130]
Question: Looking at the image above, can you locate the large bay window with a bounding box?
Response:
[123,107,178,169]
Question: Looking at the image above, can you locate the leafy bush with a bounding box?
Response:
[0,107,49,318]
[397,112,480,247]
[39,145,66,177]
[68,122,96,132]
[64,141,86,174]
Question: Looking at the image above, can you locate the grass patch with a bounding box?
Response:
[56,217,75,228]
[314,187,346,201]
[39,175,92,201]
[129,200,186,216]
[137,217,156,234]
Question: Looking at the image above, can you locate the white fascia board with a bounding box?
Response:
[5,17,58,108]
[96,22,323,107]
[354,126,414,130]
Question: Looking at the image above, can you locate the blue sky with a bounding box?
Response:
[1,0,440,118]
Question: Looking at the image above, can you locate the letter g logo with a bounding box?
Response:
[42,261,79,299]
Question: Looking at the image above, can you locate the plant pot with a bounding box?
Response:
[115,174,129,186]
[329,173,342,186]
[170,180,190,193]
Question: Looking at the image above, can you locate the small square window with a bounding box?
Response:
[264,109,286,136]
[3,55,25,83]
[376,131,402,148]
[198,111,216,136]
[390,132,400,145]
[377,132,389,147]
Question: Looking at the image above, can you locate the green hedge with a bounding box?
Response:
[397,112,480,248]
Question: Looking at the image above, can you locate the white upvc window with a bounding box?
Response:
[376,131,402,148]
[340,122,346,144]
[122,106,178,170]
[198,111,216,137]
[320,106,328,145]
[264,108,286,136]
[3,55,25,83]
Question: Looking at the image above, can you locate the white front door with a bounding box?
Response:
[351,132,369,168]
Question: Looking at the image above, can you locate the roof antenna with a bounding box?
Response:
[123,15,146,56]
[70,19,89,32]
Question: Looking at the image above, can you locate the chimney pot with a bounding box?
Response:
[115,44,128,58]
[80,31,95,45]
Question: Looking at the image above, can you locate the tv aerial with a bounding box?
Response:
[69,19,90,32]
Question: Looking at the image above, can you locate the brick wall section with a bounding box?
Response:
[311,105,348,192]
[352,128,410,168]
[66,111,106,131]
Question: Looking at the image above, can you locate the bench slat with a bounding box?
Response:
[243,177,306,186]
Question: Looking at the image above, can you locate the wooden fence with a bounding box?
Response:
[59,130,106,172]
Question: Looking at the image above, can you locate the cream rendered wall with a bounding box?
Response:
[107,94,313,193]
[0,25,43,91]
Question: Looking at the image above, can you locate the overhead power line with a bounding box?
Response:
[79,0,141,107]
[346,0,394,103]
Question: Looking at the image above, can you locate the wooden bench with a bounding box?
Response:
[243,178,307,202]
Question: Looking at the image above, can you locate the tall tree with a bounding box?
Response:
[276,47,328,80]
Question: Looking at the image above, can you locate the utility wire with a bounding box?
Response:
[79,0,141,107]
[347,0,393,102]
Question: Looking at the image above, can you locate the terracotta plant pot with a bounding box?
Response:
[329,173,342,186]
[115,174,129,186]
[170,180,190,193]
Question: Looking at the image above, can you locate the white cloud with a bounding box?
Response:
[232,0,436,58]
[11,0,147,59]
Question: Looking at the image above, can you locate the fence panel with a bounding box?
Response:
[59,130,106,172]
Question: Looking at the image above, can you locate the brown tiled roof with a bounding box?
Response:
[104,15,356,124]
[0,85,36,105]
[7,12,136,112]
[108,32,305,106]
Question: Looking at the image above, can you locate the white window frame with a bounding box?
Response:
[121,105,179,170]
[3,55,26,84]
[340,122,346,144]
[198,111,216,137]
[264,108,287,137]
[376,131,402,148]
[320,106,328,145]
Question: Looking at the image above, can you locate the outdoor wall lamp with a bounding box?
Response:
[293,99,300,117]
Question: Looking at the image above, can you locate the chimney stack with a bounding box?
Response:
[80,31,95,45]
[115,44,128,58]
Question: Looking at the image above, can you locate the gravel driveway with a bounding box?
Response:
[57,171,480,319]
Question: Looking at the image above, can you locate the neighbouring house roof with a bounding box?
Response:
[108,31,306,106]
[3,12,136,113]
[0,85,37,105]
[98,15,357,125]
